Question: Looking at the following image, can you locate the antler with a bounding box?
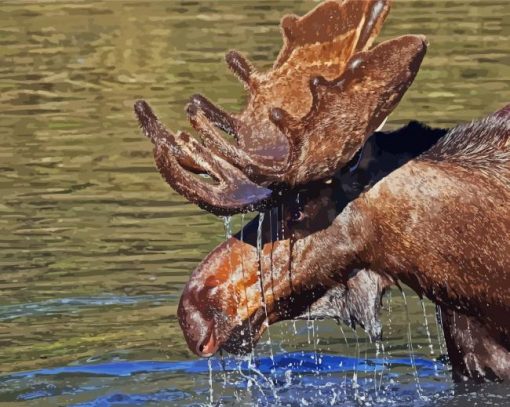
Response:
[270,34,428,184]
[135,0,428,214]
[134,101,271,215]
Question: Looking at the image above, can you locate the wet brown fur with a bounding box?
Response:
[282,111,510,380]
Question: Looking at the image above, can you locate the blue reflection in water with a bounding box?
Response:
[12,352,439,378]
[1,352,450,406]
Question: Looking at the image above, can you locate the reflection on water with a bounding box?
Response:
[2,352,448,406]
[0,0,509,405]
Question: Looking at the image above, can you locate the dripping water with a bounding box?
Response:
[296,192,321,371]
[401,291,426,400]
[374,340,380,395]
[201,216,233,404]
[270,209,287,355]
[280,203,285,238]
[386,289,393,356]
[306,312,312,345]
[222,215,232,239]
[378,342,388,393]
[362,332,372,404]
[256,213,276,367]
[221,216,234,391]
[207,357,214,405]
[219,350,228,388]
[310,308,320,374]
[352,328,360,401]
[338,324,350,396]
[363,333,369,389]
[239,214,256,368]
[420,299,435,356]
[338,323,349,346]
[435,305,446,357]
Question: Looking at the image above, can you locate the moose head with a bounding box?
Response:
[134,0,429,357]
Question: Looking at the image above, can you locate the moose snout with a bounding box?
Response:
[177,291,220,357]
[176,238,262,356]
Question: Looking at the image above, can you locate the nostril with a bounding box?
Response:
[197,329,217,357]
[178,294,220,357]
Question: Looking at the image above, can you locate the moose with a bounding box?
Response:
[134,0,510,383]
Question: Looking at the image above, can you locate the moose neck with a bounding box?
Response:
[288,118,510,342]
[287,162,510,339]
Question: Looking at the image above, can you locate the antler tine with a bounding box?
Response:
[174,131,242,185]
[134,100,203,174]
[186,101,250,169]
[225,50,259,91]
[135,100,272,215]
[188,94,239,138]
[134,99,175,146]
[154,133,272,215]
[357,0,393,51]
[187,94,288,183]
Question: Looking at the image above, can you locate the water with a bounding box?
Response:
[1,0,509,405]
[207,357,214,405]
[0,352,449,406]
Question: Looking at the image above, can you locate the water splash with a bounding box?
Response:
[2,352,450,406]
[236,359,269,405]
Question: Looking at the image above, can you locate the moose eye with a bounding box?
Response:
[291,210,305,222]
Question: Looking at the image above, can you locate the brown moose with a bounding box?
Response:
[134,0,510,383]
